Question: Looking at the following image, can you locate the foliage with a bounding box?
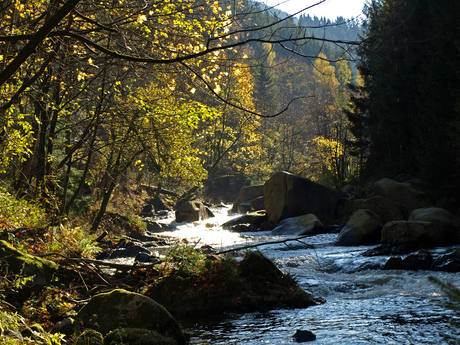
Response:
[0,269,65,345]
[46,224,101,258]
[21,286,74,330]
[0,186,47,231]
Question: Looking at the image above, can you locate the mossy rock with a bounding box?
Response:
[239,251,283,284]
[145,251,325,319]
[75,329,104,345]
[103,328,179,345]
[76,289,186,345]
[0,240,58,285]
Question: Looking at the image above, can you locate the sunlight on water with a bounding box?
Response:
[153,205,258,248]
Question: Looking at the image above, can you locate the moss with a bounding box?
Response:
[76,289,185,344]
[0,240,58,285]
[75,329,104,345]
[103,328,178,345]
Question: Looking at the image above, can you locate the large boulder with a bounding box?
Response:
[381,220,433,250]
[354,196,408,224]
[272,214,323,236]
[373,178,424,213]
[76,289,186,345]
[0,240,58,286]
[381,208,460,250]
[409,207,460,246]
[264,171,347,224]
[175,200,212,223]
[336,209,383,246]
[232,185,264,214]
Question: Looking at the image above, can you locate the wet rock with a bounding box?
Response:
[239,251,283,283]
[175,200,212,223]
[76,289,186,344]
[227,224,258,232]
[264,171,347,224]
[259,221,277,231]
[272,214,323,236]
[432,248,460,272]
[336,209,383,246]
[361,244,412,257]
[134,252,156,263]
[140,204,154,216]
[323,223,345,234]
[237,201,252,214]
[293,329,316,342]
[383,250,433,270]
[148,196,168,212]
[146,220,167,233]
[221,210,266,229]
[110,245,151,259]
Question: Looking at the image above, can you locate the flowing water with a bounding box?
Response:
[151,205,460,344]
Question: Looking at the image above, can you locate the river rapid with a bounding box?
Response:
[151,205,460,344]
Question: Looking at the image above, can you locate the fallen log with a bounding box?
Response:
[35,252,160,272]
[216,234,316,255]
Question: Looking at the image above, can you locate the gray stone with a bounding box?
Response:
[381,220,432,249]
[354,196,408,224]
[336,209,383,246]
[373,178,424,213]
[237,201,252,214]
[250,196,265,212]
[232,185,264,214]
[175,200,211,223]
[272,214,323,236]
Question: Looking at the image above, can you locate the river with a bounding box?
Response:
[151,205,460,344]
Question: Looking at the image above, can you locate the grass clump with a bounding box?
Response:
[0,186,47,231]
[145,241,243,317]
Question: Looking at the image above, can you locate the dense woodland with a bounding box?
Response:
[1,0,459,237]
[0,0,364,232]
[347,0,460,205]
